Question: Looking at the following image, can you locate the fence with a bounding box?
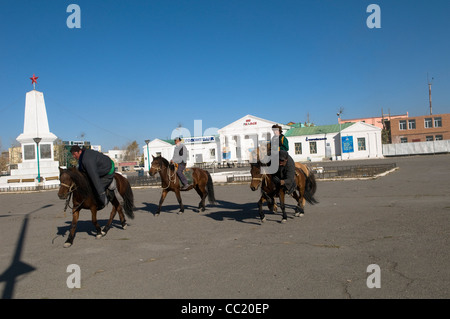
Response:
[312,163,397,179]
[383,140,450,156]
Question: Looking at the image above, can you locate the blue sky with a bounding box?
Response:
[1,0,449,151]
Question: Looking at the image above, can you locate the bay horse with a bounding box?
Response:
[58,167,135,248]
[250,160,318,223]
[149,155,215,215]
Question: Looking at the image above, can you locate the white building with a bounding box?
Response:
[143,137,221,169]
[218,114,290,164]
[285,122,383,162]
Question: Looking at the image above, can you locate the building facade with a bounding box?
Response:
[339,113,409,129]
[389,113,450,143]
[218,114,290,164]
[285,122,383,161]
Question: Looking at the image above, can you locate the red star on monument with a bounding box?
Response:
[30,74,38,90]
[30,74,38,84]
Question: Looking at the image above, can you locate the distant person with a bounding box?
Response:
[170,137,192,190]
[70,145,123,209]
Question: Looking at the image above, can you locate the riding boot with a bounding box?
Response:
[108,178,124,207]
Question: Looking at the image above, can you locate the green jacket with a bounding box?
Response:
[272,134,289,151]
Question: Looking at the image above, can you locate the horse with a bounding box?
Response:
[57,167,135,248]
[149,155,215,215]
[250,160,318,223]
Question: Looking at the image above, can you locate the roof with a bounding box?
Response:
[285,123,355,137]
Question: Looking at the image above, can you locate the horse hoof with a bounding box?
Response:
[178,210,184,215]
[299,213,304,217]
[155,213,160,217]
[294,212,300,217]
[64,242,72,248]
[122,224,127,230]
[281,218,287,223]
[261,217,266,223]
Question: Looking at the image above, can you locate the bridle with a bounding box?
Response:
[59,177,85,213]
[151,161,177,190]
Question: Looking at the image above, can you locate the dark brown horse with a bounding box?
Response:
[250,160,318,223]
[58,167,135,247]
[149,155,215,215]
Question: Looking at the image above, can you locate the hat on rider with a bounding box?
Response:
[279,150,289,161]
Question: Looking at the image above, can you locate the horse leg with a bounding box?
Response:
[291,191,302,217]
[91,208,105,239]
[102,204,118,235]
[280,191,287,223]
[258,197,266,223]
[175,189,184,214]
[64,210,80,248]
[155,190,168,216]
[195,184,207,212]
[116,203,128,229]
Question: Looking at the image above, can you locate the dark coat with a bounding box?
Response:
[274,155,297,195]
[78,149,114,199]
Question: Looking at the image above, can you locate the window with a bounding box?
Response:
[435,135,443,141]
[400,137,408,143]
[357,138,366,151]
[24,145,35,160]
[408,119,416,130]
[424,118,432,128]
[426,136,433,141]
[40,144,52,159]
[210,148,215,158]
[309,142,317,154]
[399,120,407,130]
[295,142,302,155]
[434,117,442,128]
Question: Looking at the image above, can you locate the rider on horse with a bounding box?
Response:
[70,145,124,209]
[272,150,297,195]
[170,137,192,191]
[271,124,289,152]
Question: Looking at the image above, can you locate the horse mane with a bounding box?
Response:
[157,155,169,167]
[64,167,94,199]
[155,155,175,171]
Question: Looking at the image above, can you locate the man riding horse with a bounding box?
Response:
[272,150,297,195]
[170,137,192,191]
[70,145,124,210]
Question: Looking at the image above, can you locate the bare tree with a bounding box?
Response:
[124,140,140,161]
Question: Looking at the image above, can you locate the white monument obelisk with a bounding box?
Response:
[8,74,60,185]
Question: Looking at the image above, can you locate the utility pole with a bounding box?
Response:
[428,73,434,115]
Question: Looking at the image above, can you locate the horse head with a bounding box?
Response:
[250,162,263,191]
[149,155,168,176]
[58,167,75,200]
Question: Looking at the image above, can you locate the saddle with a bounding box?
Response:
[172,163,194,185]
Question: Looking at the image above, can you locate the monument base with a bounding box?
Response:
[0,160,60,192]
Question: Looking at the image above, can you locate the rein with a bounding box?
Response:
[60,181,85,214]
[153,161,177,190]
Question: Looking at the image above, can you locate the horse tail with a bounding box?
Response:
[206,171,216,205]
[304,168,318,205]
[121,176,135,219]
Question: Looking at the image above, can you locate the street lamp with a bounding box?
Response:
[33,137,42,182]
[145,139,150,171]
[336,108,344,160]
